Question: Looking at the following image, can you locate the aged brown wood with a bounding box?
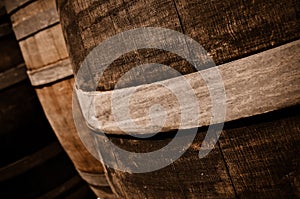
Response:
[79,40,300,135]
[4,0,33,14]
[58,0,300,198]
[10,0,59,40]
[57,0,300,91]
[4,0,114,197]
[0,6,95,198]
[27,58,73,86]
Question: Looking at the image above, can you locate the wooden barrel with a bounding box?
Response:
[0,4,95,198]
[4,0,115,198]
[57,0,300,198]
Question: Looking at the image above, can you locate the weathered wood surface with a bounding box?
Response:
[19,24,69,71]
[58,0,300,91]
[219,107,300,198]
[4,0,33,14]
[0,63,27,90]
[5,0,114,197]
[27,58,73,86]
[77,170,110,187]
[35,78,115,198]
[102,106,300,198]
[9,0,59,40]
[0,142,62,182]
[77,40,300,135]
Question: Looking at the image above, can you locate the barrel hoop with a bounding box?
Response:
[0,142,62,182]
[77,170,110,187]
[36,176,83,199]
[11,0,59,40]
[27,58,73,86]
[4,0,35,14]
[78,39,300,135]
[0,63,27,90]
[0,23,12,38]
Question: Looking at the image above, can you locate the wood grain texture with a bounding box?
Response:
[4,0,33,14]
[35,78,103,173]
[174,0,300,64]
[19,23,68,70]
[27,58,73,86]
[58,0,300,91]
[100,128,236,198]
[9,0,59,40]
[35,78,115,198]
[0,63,27,90]
[77,40,300,135]
[219,107,300,198]
[0,142,62,182]
[77,170,110,187]
[6,0,114,196]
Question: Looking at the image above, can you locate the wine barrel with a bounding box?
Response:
[3,0,115,198]
[0,4,94,199]
[57,0,300,198]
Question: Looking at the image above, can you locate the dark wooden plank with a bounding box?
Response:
[100,129,236,198]
[173,0,300,64]
[219,107,300,198]
[58,0,300,91]
[57,0,193,91]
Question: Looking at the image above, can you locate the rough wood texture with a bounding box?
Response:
[174,0,300,64]
[219,108,300,198]
[78,40,300,135]
[57,0,300,91]
[35,78,102,173]
[35,78,114,198]
[4,0,33,14]
[9,0,59,40]
[77,170,110,187]
[19,24,69,71]
[27,58,73,86]
[101,106,300,198]
[0,63,27,90]
[99,128,236,198]
[6,0,114,197]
